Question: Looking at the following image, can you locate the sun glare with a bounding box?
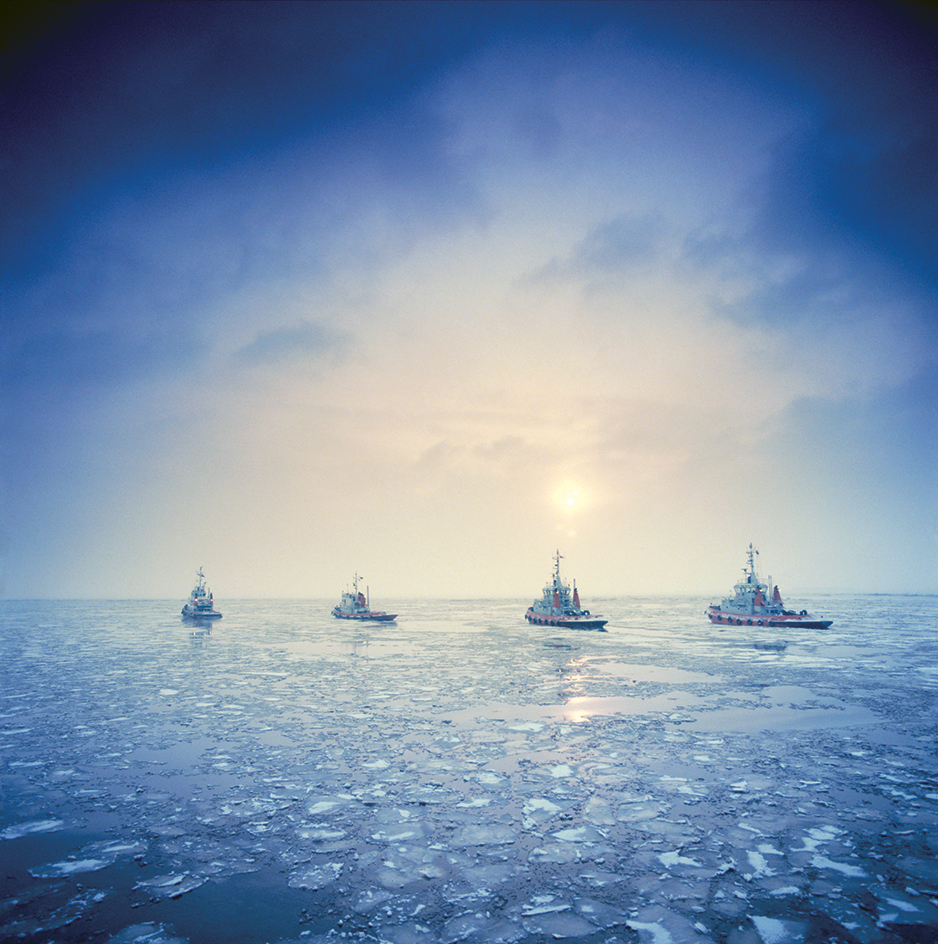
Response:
[553,482,589,514]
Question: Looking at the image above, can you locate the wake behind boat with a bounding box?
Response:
[525,551,607,630]
[707,544,832,629]
[332,573,397,621]
[181,567,222,620]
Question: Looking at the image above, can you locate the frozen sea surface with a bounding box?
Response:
[1,594,936,944]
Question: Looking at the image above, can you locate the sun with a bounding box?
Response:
[552,481,589,514]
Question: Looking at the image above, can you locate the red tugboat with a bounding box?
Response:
[707,544,832,629]
[181,567,222,620]
[525,551,607,630]
[332,573,397,622]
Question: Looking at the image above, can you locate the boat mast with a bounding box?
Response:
[746,543,762,585]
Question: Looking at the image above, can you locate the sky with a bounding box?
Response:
[2,0,936,600]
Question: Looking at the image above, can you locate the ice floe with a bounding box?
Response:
[1,594,935,944]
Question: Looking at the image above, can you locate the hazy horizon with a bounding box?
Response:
[5,588,932,603]
[3,1,936,599]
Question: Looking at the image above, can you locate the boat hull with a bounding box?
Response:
[332,608,397,622]
[707,606,831,629]
[182,607,222,620]
[525,608,607,630]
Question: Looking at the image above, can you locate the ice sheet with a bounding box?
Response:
[1,594,936,944]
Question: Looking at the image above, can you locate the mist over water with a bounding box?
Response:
[1,595,936,943]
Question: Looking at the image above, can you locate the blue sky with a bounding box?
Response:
[2,0,936,599]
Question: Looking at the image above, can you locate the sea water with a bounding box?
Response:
[1,594,936,944]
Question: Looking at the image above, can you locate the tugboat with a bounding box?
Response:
[181,567,222,620]
[332,573,397,621]
[525,551,607,630]
[707,544,832,629]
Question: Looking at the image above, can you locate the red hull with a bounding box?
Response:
[525,608,607,630]
[707,606,831,629]
[332,608,396,621]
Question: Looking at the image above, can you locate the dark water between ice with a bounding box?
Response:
[1,595,936,944]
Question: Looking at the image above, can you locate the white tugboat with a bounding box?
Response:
[707,544,832,628]
[181,567,222,620]
[525,551,607,630]
[332,573,397,621]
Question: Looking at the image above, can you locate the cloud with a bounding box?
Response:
[3,2,936,598]
[234,320,349,367]
[533,214,664,284]
[5,325,196,397]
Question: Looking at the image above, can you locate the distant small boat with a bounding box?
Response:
[332,573,396,621]
[707,544,832,629]
[525,551,607,630]
[181,567,222,620]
